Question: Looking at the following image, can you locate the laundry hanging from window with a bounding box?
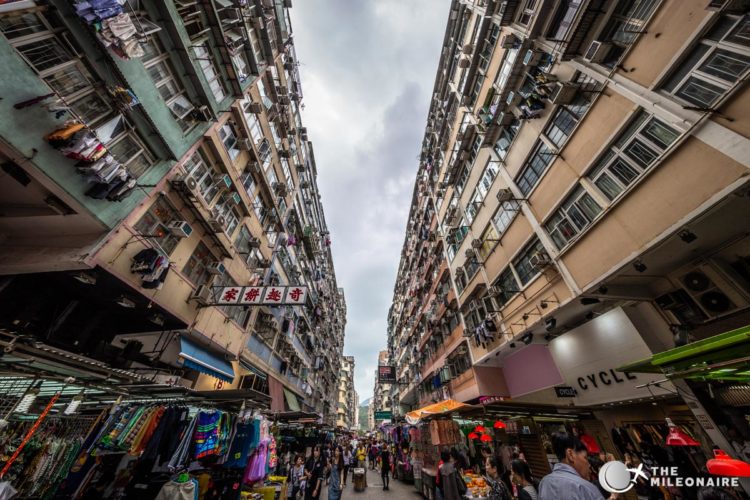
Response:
[131,247,170,289]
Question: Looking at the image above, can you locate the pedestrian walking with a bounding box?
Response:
[538,433,605,500]
[380,442,391,491]
[356,443,366,468]
[438,449,467,500]
[304,445,327,500]
[327,446,344,500]
[484,457,512,500]
[511,459,538,500]
[342,445,353,487]
[288,455,305,500]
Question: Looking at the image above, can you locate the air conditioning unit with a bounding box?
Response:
[506,91,522,107]
[462,43,474,55]
[549,82,579,105]
[284,60,295,70]
[583,40,612,63]
[496,188,514,203]
[278,149,291,159]
[248,236,261,248]
[500,33,518,49]
[496,112,514,126]
[193,105,212,121]
[220,174,232,188]
[523,49,543,66]
[529,251,551,269]
[246,102,263,114]
[488,286,504,297]
[465,248,477,260]
[238,138,253,151]
[273,182,288,197]
[256,258,272,269]
[208,216,226,233]
[471,238,483,249]
[276,85,288,96]
[207,261,226,275]
[672,262,750,320]
[172,175,198,192]
[458,56,471,69]
[191,285,213,306]
[230,192,242,205]
[168,220,193,238]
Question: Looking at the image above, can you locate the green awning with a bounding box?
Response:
[284,388,301,412]
[618,325,750,381]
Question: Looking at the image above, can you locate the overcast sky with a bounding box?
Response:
[290,1,450,401]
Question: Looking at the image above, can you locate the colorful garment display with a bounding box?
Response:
[194,411,222,459]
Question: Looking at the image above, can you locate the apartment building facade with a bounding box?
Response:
[387,0,750,459]
[0,0,345,423]
[336,355,357,429]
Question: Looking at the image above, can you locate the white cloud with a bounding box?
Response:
[290,0,450,401]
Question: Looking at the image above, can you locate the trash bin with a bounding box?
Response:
[353,468,367,492]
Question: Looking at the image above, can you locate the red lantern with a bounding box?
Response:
[493,421,506,429]
[474,425,486,433]
[665,418,700,447]
[480,434,492,442]
[579,434,601,454]
[707,449,750,477]
[468,432,479,440]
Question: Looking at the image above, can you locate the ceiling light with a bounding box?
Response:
[580,297,600,306]
[64,391,84,415]
[633,260,647,273]
[73,272,96,285]
[115,296,136,308]
[148,313,165,326]
[545,317,557,332]
[509,342,516,349]
[678,229,697,243]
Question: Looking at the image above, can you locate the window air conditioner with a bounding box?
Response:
[168,220,193,238]
[462,43,474,55]
[500,33,518,49]
[523,49,543,66]
[207,261,226,275]
[549,82,579,105]
[248,236,261,248]
[172,175,198,192]
[273,182,288,197]
[496,188,514,203]
[583,40,612,64]
[529,251,551,269]
[191,285,213,306]
[246,102,263,114]
[458,56,471,69]
[276,85,288,96]
[278,149,291,159]
[496,112,514,126]
[194,105,212,121]
[208,216,226,233]
[465,248,477,260]
[238,138,253,151]
[471,238,483,249]
[506,91,522,107]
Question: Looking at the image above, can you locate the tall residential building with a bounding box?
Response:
[337,355,357,429]
[0,0,345,424]
[371,349,393,425]
[386,0,750,458]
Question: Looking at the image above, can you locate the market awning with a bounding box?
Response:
[284,388,301,412]
[405,399,469,425]
[179,337,235,383]
[617,325,750,382]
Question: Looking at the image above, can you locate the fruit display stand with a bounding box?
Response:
[462,472,489,499]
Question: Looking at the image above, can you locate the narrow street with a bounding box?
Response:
[321,467,423,500]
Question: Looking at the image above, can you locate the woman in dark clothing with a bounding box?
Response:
[510,459,538,500]
[304,445,327,500]
[380,444,391,491]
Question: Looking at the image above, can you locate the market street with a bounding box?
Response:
[321,467,423,500]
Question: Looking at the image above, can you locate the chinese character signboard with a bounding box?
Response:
[378,365,396,383]
[212,286,308,306]
[374,411,392,420]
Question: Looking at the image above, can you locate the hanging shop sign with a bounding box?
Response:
[374,411,392,420]
[554,386,578,398]
[479,395,508,405]
[214,286,308,306]
[548,306,676,406]
[378,365,397,383]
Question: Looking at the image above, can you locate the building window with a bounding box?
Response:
[243,107,264,145]
[515,141,555,195]
[544,186,603,249]
[491,201,520,235]
[543,74,601,148]
[493,119,521,160]
[518,0,539,26]
[183,148,221,204]
[213,193,241,237]
[194,43,227,103]
[465,160,500,224]
[586,110,679,201]
[142,37,196,132]
[596,0,661,67]
[662,15,750,108]
[512,238,545,285]
[235,226,264,268]
[219,123,241,160]
[182,241,216,287]
[478,224,499,261]
[133,196,181,255]
[281,157,294,191]
[492,267,520,307]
